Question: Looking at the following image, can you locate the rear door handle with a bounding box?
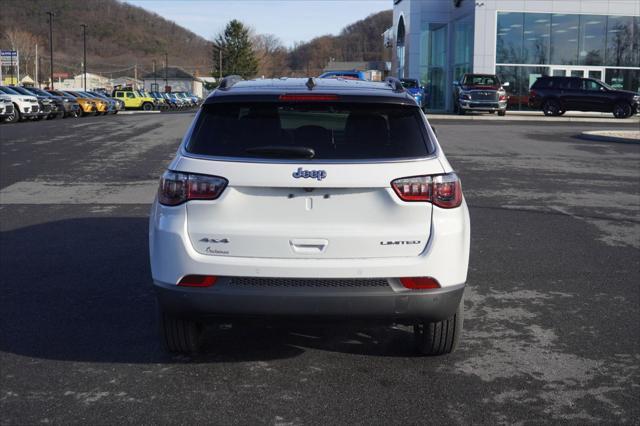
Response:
[290,239,328,254]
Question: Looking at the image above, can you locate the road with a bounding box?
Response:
[1,113,639,424]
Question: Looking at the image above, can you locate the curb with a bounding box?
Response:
[118,110,162,115]
[578,131,640,144]
[426,114,640,123]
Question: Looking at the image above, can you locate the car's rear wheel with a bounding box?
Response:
[159,307,204,354]
[542,99,561,116]
[613,102,632,119]
[414,297,463,356]
[498,110,506,116]
[142,102,153,111]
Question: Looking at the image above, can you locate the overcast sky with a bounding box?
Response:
[123,0,391,47]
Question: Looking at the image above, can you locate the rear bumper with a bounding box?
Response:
[154,279,465,322]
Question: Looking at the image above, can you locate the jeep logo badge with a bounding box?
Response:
[292,167,327,181]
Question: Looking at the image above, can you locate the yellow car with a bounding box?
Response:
[79,91,110,115]
[112,89,156,110]
[63,90,97,116]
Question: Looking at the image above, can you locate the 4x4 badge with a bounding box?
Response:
[292,167,327,181]
[200,238,229,243]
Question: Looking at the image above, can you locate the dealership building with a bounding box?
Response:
[390,0,640,111]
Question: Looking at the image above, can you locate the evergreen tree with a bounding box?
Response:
[212,20,258,79]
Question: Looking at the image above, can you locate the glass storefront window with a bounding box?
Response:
[497,13,639,69]
[497,12,524,63]
[605,68,640,92]
[453,19,473,80]
[523,13,550,64]
[419,22,448,110]
[579,15,607,65]
[497,66,550,110]
[550,14,580,65]
[606,16,639,67]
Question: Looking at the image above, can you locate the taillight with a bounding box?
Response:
[158,170,227,206]
[529,90,537,98]
[178,275,218,287]
[400,277,440,290]
[391,173,463,208]
[499,94,507,101]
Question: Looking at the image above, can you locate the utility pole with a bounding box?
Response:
[35,44,38,87]
[10,51,14,84]
[219,47,222,80]
[164,52,168,90]
[81,24,87,90]
[47,11,54,89]
[134,63,137,84]
[152,59,157,91]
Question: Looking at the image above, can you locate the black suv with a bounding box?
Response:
[529,76,639,119]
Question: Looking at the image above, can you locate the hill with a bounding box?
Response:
[0,0,212,79]
[1,1,392,81]
[287,10,392,76]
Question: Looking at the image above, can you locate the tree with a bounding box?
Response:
[252,33,289,77]
[212,20,258,79]
[4,29,40,79]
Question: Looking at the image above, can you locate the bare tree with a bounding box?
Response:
[4,28,40,78]
[253,34,289,77]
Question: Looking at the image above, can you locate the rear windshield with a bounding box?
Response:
[401,80,419,89]
[186,102,432,160]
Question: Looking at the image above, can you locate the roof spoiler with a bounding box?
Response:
[218,75,243,90]
[385,77,405,93]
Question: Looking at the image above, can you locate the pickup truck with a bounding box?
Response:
[453,74,509,116]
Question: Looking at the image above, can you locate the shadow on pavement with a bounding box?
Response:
[0,217,418,364]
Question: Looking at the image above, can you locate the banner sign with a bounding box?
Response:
[1,50,18,66]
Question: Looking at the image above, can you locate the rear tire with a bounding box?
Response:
[613,102,632,119]
[498,110,506,116]
[414,297,463,356]
[159,307,204,354]
[542,99,561,116]
[142,102,153,111]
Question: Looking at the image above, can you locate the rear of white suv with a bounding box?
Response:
[149,77,470,355]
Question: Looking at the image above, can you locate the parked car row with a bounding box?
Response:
[0,85,125,123]
[111,88,202,111]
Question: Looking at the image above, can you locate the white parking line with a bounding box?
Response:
[0,180,158,204]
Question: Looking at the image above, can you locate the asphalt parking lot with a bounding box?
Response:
[1,113,638,424]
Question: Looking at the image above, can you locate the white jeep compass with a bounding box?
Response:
[149,77,470,355]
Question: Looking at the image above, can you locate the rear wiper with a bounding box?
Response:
[245,145,315,159]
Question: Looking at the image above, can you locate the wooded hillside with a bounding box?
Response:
[1,1,392,80]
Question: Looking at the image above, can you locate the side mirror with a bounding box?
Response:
[453,80,459,86]
[502,81,510,87]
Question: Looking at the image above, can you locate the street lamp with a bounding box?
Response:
[80,24,87,90]
[152,59,157,91]
[46,11,54,89]
[164,52,168,90]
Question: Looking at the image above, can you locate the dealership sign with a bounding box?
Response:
[1,50,18,66]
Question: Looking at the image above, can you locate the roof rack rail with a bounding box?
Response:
[218,75,243,90]
[384,76,405,93]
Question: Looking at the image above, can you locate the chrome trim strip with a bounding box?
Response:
[178,147,441,164]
